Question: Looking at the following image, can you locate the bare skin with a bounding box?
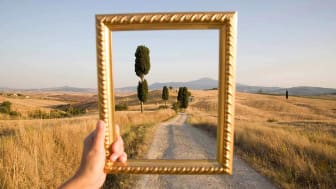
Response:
[59,121,127,189]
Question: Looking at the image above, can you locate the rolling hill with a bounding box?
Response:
[116,78,336,96]
[1,78,336,96]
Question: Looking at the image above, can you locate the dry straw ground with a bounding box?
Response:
[1,90,335,189]
[0,109,175,189]
[188,91,336,189]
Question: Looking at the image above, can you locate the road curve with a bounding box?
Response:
[135,113,279,189]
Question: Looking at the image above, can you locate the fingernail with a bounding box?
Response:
[98,121,105,129]
[110,155,117,162]
[121,156,127,163]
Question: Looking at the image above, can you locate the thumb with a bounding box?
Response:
[94,120,105,149]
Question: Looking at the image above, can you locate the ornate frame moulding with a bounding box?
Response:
[96,12,237,174]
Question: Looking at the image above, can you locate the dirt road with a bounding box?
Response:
[135,113,279,189]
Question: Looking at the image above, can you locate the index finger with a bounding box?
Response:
[115,124,120,137]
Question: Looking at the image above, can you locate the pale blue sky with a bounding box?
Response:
[112,30,218,88]
[0,0,335,88]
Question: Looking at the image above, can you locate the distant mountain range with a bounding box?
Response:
[116,77,336,96]
[115,77,218,92]
[236,84,336,96]
[1,78,336,96]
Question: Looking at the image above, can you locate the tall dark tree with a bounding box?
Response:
[177,87,190,109]
[134,45,150,112]
[180,87,190,109]
[162,86,169,107]
[137,79,148,110]
[135,45,150,81]
[177,87,183,103]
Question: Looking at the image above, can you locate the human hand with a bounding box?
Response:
[59,121,127,189]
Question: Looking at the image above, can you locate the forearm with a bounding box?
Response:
[58,174,90,189]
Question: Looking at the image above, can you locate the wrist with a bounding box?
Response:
[59,172,88,189]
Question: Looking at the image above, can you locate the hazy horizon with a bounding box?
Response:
[1,1,336,89]
[2,76,336,90]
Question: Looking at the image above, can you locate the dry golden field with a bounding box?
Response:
[0,95,64,118]
[188,91,336,189]
[0,92,175,188]
[1,90,336,189]
[0,92,98,119]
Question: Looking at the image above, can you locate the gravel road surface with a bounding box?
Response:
[135,113,279,189]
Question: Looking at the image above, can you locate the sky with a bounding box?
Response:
[112,30,218,88]
[0,0,335,89]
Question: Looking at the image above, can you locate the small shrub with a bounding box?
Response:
[158,105,168,109]
[29,110,50,119]
[0,101,22,117]
[9,111,21,117]
[115,104,128,111]
[172,102,180,112]
[29,109,75,119]
[267,118,277,123]
[49,110,68,118]
[65,106,85,115]
[0,101,12,114]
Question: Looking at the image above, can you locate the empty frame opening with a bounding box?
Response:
[112,30,219,160]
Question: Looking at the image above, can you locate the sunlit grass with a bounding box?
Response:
[188,92,336,189]
[0,109,175,189]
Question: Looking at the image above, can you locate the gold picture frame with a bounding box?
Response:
[95,12,237,174]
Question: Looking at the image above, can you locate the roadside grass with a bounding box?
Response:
[235,120,336,189]
[187,92,336,189]
[0,109,175,189]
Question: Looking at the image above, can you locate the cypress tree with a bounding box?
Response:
[177,87,183,103]
[162,86,169,108]
[177,87,190,109]
[134,45,150,112]
[180,87,190,109]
